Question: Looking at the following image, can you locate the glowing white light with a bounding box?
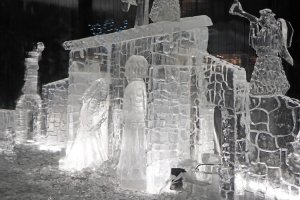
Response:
[38,145,62,152]
[235,173,300,200]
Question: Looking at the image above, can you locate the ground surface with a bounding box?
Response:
[0,144,219,200]
[0,144,161,200]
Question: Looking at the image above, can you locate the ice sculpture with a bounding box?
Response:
[60,78,110,171]
[15,42,44,143]
[118,55,148,191]
[149,0,180,23]
[229,0,294,95]
[121,0,149,26]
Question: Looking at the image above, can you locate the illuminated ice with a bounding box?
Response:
[59,78,110,171]
[2,3,299,199]
[118,55,148,191]
[15,42,44,144]
[230,0,294,96]
[149,0,180,22]
[230,2,300,200]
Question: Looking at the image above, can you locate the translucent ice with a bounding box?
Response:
[149,0,180,23]
[229,0,294,96]
[60,78,110,171]
[15,42,44,143]
[118,55,148,191]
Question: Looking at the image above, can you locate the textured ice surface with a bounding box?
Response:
[65,16,212,170]
[60,79,110,171]
[230,1,293,96]
[229,2,300,200]
[2,12,300,200]
[149,0,180,22]
[288,136,300,175]
[41,79,69,148]
[118,55,148,191]
[15,43,44,144]
[0,110,15,154]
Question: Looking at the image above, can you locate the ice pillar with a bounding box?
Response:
[15,42,44,144]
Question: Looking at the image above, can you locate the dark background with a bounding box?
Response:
[1,0,299,109]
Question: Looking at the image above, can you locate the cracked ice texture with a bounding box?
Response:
[149,0,180,22]
[41,79,69,148]
[249,97,300,168]
[234,96,300,200]
[200,55,249,199]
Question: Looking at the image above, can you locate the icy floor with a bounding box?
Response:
[0,144,220,200]
[0,144,160,200]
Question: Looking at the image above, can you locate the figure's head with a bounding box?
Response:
[125,55,148,80]
[82,78,109,110]
[258,8,276,27]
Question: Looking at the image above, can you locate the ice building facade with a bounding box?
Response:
[0,13,300,200]
[63,15,217,194]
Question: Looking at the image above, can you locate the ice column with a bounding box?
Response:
[15,42,44,143]
[118,55,148,191]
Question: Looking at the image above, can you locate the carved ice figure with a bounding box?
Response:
[229,0,294,96]
[121,0,149,26]
[118,55,148,191]
[60,79,110,171]
[149,0,180,23]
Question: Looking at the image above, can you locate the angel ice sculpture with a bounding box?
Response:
[229,0,294,96]
[60,79,110,171]
[118,55,148,191]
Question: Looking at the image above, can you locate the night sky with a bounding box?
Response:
[1,0,300,109]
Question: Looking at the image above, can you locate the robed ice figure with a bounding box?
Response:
[230,0,294,96]
[118,55,148,191]
[60,79,110,171]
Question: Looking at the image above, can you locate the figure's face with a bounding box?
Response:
[259,14,276,27]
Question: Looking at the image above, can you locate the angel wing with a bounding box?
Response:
[278,18,294,66]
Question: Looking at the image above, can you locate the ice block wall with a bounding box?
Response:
[63,15,213,161]
[41,78,69,148]
[0,109,15,155]
[235,96,300,200]
[201,55,249,200]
